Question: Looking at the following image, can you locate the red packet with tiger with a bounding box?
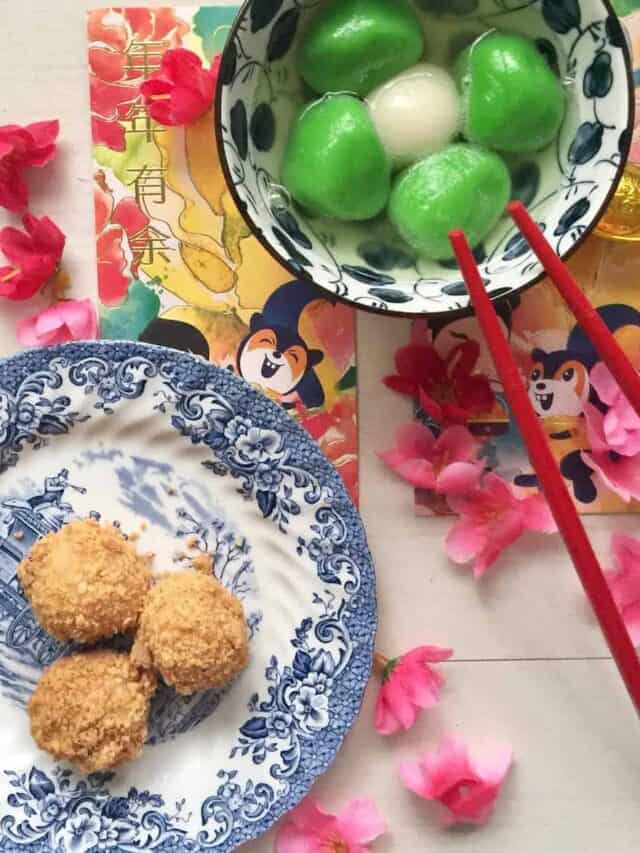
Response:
[87,6,358,501]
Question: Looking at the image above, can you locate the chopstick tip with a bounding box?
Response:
[507,200,530,224]
[448,229,467,251]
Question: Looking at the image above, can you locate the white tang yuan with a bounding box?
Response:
[367,63,462,166]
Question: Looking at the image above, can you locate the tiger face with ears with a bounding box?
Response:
[528,349,591,418]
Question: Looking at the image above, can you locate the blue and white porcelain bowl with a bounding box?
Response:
[0,342,376,852]
[216,0,634,315]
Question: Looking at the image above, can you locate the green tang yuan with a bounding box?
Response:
[388,144,512,261]
[300,0,425,97]
[282,94,391,221]
[455,31,566,154]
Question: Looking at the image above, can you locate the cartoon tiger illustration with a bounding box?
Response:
[237,280,331,409]
[516,304,640,503]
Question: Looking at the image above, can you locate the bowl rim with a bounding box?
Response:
[215,0,636,320]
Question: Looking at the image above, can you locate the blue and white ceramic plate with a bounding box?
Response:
[216,0,634,315]
[0,342,376,852]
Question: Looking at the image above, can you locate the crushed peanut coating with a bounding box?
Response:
[29,650,156,773]
[132,571,249,694]
[192,552,213,575]
[18,519,152,643]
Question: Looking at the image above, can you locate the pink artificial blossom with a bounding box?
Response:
[0,120,59,212]
[606,532,640,646]
[400,735,513,827]
[140,48,218,126]
[581,450,640,504]
[374,646,453,736]
[276,796,386,853]
[17,299,98,347]
[379,422,483,495]
[446,473,557,578]
[0,214,65,300]
[383,341,495,426]
[585,363,640,456]
[580,365,640,502]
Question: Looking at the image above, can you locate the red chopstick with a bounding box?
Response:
[450,229,640,716]
[508,201,640,418]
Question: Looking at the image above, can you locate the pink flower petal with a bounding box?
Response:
[623,601,640,646]
[396,343,447,387]
[402,645,453,666]
[275,823,317,853]
[160,47,207,88]
[396,421,436,458]
[472,513,523,578]
[411,318,431,347]
[619,404,640,430]
[141,48,215,127]
[400,736,512,827]
[402,666,444,710]
[374,690,400,736]
[612,531,640,572]
[584,403,612,454]
[337,799,387,845]
[472,744,514,785]
[383,374,418,398]
[606,532,640,645]
[446,519,486,565]
[375,646,452,736]
[418,736,475,798]
[586,364,640,457]
[434,424,478,464]
[21,120,59,166]
[446,472,557,577]
[0,214,65,300]
[419,387,445,422]
[583,451,640,503]
[590,362,619,407]
[378,422,440,489]
[17,300,98,347]
[0,120,59,210]
[436,461,483,496]
[394,650,447,709]
[276,797,385,853]
[378,449,436,490]
[455,373,495,416]
[0,161,28,212]
[148,87,208,126]
[481,472,515,507]
[521,494,557,534]
[377,678,419,733]
[286,798,335,835]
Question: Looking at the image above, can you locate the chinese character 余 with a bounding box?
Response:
[129,226,173,266]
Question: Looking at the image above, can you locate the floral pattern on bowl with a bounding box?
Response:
[216,0,634,315]
[0,341,376,852]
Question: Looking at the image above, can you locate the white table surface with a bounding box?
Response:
[1,2,639,850]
